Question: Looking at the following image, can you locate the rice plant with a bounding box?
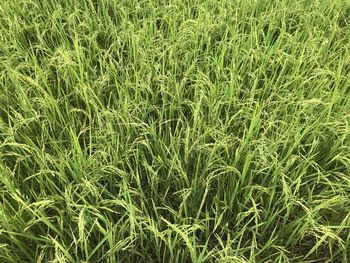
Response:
[1,0,350,262]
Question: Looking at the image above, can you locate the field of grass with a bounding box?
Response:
[1,0,350,262]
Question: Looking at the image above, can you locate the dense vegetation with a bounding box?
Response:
[1,0,350,262]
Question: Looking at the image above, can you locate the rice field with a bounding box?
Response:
[1,0,350,262]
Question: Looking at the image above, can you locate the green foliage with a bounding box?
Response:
[1,0,350,262]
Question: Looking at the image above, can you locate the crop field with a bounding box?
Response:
[1,0,350,262]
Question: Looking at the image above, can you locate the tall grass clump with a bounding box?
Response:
[1,0,350,262]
